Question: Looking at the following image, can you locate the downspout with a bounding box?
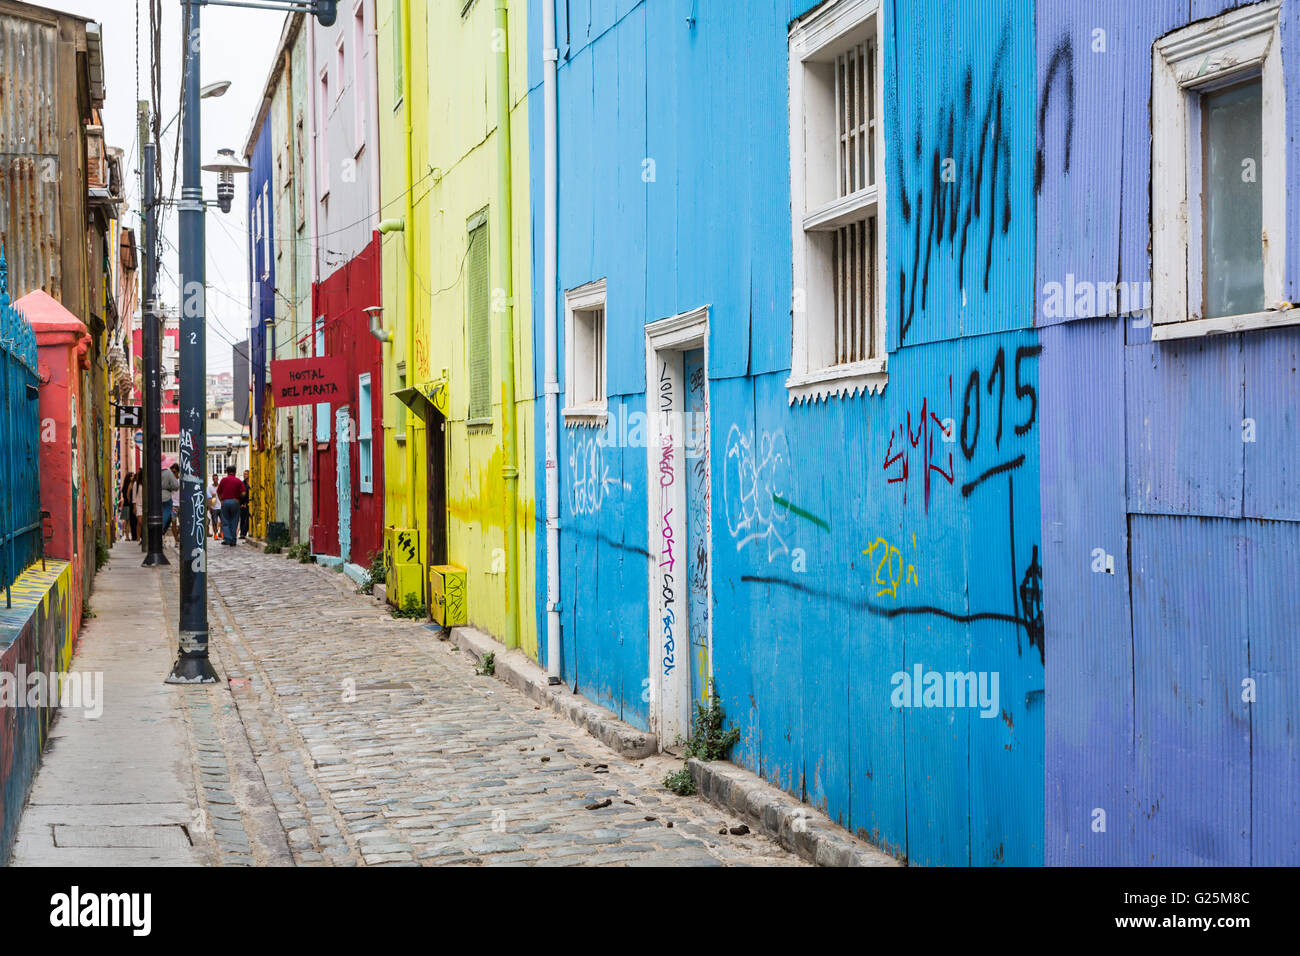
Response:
[542,0,560,681]
[495,0,520,650]
[401,0,417,531]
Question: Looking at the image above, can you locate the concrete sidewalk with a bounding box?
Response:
[8,538,290,867]
[9,539,206,864]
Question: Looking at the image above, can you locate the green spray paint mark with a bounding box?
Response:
[772,494,829,532]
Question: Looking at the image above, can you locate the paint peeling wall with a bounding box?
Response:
[262,20,313,544]
[312,237,384,564]
[529,0,1044,864]
[423,0,536,653]
[306,3,385,565]
[1038,0,1300,865]
[375,0,423,559]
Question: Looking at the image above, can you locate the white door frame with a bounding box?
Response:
[645,306,710,746]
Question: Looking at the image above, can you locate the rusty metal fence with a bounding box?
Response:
[0,249,43,602]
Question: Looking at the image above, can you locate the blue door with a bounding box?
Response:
[683,349,711,708]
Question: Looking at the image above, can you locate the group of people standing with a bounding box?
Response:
[119,465,252,547]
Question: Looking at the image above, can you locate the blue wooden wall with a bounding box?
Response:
[1037,0,1300,865]
[528,0,1044,866]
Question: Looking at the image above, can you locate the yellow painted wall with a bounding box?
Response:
[376,0,427,583]
[376,0,535,659]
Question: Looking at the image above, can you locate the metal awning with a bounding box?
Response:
[392,377,448,418]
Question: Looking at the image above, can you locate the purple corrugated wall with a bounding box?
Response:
[1039,0,1300,865]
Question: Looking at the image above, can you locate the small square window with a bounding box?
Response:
[358,373,374,493]
[563,279,607,424]
[394,362,408,439]
[1151,1,1291,341]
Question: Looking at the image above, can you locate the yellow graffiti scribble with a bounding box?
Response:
[862,537,919,599]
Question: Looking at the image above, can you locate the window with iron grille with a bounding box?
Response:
[466,217,492,425]
[788,0,887,402]
[563,279,607,423]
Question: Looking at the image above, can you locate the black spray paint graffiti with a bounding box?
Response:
[958,343,1042,496]
[895,19,1014,343]
[874,343,1045,661]
[1035,35,1074,196]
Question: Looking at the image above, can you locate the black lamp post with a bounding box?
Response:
[164,0,339,686]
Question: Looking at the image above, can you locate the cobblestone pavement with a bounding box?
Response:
[203,541,804,867]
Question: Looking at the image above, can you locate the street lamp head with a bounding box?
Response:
[200,80,231,100]
[202,148,251,214]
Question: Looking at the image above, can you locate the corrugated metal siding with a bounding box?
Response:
[1039,318,1134,865]
[1126,337,1244,518]
[0,14,61,300]
[886,0,1035,349]
[1039,0,1300,865]
[1243,326,1300,520]
[1130,514,1252,865]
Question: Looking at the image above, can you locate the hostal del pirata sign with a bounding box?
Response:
[270,356,348,408]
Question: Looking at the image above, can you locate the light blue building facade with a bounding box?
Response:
[527,0,1299,866]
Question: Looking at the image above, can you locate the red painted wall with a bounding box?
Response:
[309,233,384,564]
[33,324,87,628]
[131,323,180,438]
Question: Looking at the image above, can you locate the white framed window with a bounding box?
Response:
[466,212,493,426]
[336,36,346,103]
[394,361,407,439]
[353,1,367,155]
[1152,1,1291,340]
[314,316,331,442]
[563,279,607,425]
[787,0,887,403]
[317,69,331,199]
[358,372,374,492]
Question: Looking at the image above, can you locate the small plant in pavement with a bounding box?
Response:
[358,549,386,595]
[477,651,495,676]
[683,692,741,762]
[390,594,426,619]
[663,766,696,796]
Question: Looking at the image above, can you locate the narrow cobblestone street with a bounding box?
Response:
[14,539,804,867]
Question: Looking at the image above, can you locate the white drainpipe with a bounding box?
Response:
[543,0,561,684]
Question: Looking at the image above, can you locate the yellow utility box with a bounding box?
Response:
[384,527,424,608]
[429,564,467,627]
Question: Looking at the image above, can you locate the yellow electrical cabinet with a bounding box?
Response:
[429,564,467,627]
[384,527,425,608]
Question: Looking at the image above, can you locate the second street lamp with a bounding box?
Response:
[203,148,252,215]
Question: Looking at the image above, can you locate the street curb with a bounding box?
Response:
[685,758,901,867]
[448,626,658,760]
[445,625,897,866]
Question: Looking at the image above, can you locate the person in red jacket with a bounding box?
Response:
[216,466,247,547]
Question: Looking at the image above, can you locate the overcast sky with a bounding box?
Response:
[57,0,283,372]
